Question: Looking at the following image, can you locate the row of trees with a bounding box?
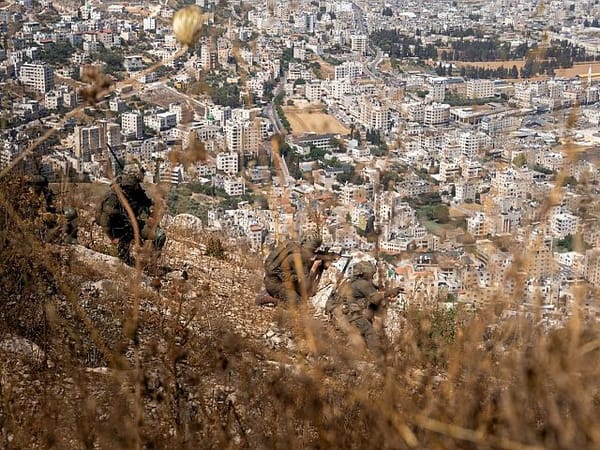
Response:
[370,30,438,60]
[441,40,530,62]
[439,38,592,69]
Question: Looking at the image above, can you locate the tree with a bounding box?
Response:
[512,154,527,167]
[308,145,327,161]
[510,65,519,79]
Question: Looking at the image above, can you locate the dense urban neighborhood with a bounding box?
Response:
[2,0,600,322]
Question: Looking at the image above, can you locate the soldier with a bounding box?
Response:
[23,174,62,242]
[96,162,166,266]
[63,207,79,244]
[260,232,324,305]
[327,260,401,353]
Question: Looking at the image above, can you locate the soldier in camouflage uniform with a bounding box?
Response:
[262,232,324,304]
[24,175,82,244]
[96,163,166,266]
[24,175,61,242]
[327,261,401,352]
[63,207,79,244]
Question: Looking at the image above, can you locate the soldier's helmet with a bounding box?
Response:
[301,231,322,251]
[353,261,376,278]
[64,207,78,220]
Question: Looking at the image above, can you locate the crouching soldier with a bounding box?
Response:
[63,207,79,244]
[326,261,401,354]
[96,162,166,266]
[258,232,324,305]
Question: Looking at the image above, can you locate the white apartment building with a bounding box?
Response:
[550,212,579,238]
[216,151,238,175]
[423,103,450,125]
[144,111,177,132]
[169,103,185,124]
[123,55,145,72]
[143,17,156,31]
[122,112,143,139]
[350,34,367,54]
[407,102,425,122]
[466,79,494,99]
[334,61,363,81]
[494,168,520,197]
[467,212,488,239]
[45,91,63,110]
[224,177,245,196]
[584,250,600,287]
[439,161,461,182]
[428,79,446,102]
[459,131,480,159]
[305,81,322,102]
[351,144,371,160]
[19,63,54,93]
[360,102,390,131]
[247,224,264,250]
[225,120,261,156]
[454,182,476,202]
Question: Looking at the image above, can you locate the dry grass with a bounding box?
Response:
[453,60,527,70]
[283,107,350,135]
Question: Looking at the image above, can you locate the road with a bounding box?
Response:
[264,78,286,135]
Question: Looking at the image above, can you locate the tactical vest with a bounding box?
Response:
[264,242,299,279]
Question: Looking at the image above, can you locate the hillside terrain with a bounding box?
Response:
[1,184,600,449]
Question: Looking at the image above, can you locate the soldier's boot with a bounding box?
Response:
[117,239,134,266]
[255,290,279,306]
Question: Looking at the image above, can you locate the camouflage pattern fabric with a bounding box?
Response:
[333,277,385,352]
[97,183,154,265]
[263,242,317,303]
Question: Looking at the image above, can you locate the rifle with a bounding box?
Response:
[313,247,342,276]
[106,143,124,175]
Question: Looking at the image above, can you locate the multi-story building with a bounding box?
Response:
[45,91,63,110]
[122,112,143,140]
[407,102,425,122]
[584,249,600,287]
[423,103,450,125]
[550,212,579,238]
[427,78,446,102]
[224,176,245,196]
[334,61,363,81]
[143,17,156,31]
[467,212,488,239]
[528,245,555,280]
[19,63,54,93]
[144,111,177,132]
[459,131,480,159]
[123,55,145,72]
[466,79,494,99]
[216,151,239,175]
[225,120,261,156]
[350,34,367,54]
[74,125,102,161]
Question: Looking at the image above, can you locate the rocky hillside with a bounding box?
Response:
[2,185,600,449]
